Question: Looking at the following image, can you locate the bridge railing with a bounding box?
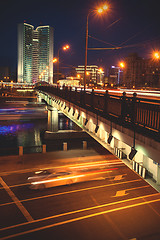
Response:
[37,86,160,141]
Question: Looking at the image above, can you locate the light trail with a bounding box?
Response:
[76,87,160,99]
[0,157,119,176]
[69,160,123,170]
[0,178,140,207]
[30,168,116,187]
[31,174,85,186]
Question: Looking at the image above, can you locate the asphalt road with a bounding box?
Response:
[0,153,160,240]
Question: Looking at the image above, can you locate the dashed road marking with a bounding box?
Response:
[114,190,128,197]
[112,185,150,198]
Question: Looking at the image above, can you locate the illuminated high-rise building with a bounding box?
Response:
[18,23,54,84]
[75,65,104,85]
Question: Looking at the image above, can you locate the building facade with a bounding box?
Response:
[75,65,104,86]
[122,53,160,88]
[108,66,124,86]
[0,66,10,81]
[18,23,54,84]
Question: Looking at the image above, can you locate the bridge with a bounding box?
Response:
[36,85,160,185]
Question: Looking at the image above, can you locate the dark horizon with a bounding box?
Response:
[0,0,160,74]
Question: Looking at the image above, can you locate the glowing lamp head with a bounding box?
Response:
[99,68,103,72]
[52,58,58,63]
[120,62,125,68]
[154,52,160,60]
[63,45,70,51]
[103,4,108,10]
[97,7,103,13]
[97,3,108,14]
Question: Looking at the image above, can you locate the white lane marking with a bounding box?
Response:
[0,177,33,222]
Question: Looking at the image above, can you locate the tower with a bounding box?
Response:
[17,23,54,84]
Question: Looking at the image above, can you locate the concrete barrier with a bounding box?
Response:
[142,167,146,178]
[135,162,139,173]
[19,146,23,156]
[139,164,142,176]
[133,160,136,171]
[63,142,67,151]
[83,141,87,150]
[42,144,46,153]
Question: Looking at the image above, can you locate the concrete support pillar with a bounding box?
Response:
[63,142,67,151]
[48,107,58,132]
[19,146,23,156]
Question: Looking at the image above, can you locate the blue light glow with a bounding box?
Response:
[0,123,34,136]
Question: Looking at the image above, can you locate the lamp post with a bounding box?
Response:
[152,51,160,87]
[111,62,125,86]
[84,4,109,91]
[57,45,70,83]
[98,68,104,85]
[39,58,57,84]
[153,51,160,60]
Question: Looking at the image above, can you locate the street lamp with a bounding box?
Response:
[98,68,104,85]
[112,62,125,85]
[119,62,125,68]
[152,51,160,87]
[39,58,58,83]
[153,51,160,60]
[84,3,109,91]
[57,44,70,83]
[52,58,58,63]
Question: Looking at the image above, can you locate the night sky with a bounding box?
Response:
[0,0,160,74]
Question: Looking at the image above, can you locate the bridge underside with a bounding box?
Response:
[38,91,160,186]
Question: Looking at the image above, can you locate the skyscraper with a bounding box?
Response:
[18,23,54,84]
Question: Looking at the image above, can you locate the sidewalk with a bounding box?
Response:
[85,130,160,193]
[122,158,160,193]
[0,140,160,193]
[0,148,107,174]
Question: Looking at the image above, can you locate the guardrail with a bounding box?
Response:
[36,86,160,142]
[132,160,146,179]
[114,147,127,159]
